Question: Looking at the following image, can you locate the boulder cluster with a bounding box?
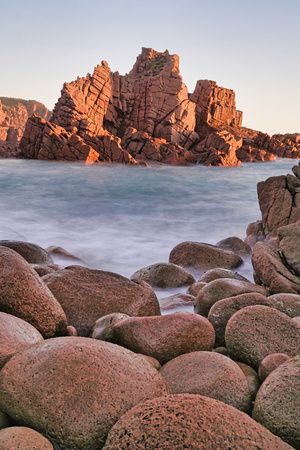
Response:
[1,47,300,165]
[0,166,299,448]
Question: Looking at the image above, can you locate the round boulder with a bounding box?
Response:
[0,246,67,338]
[0,240,53,264]
[169,241,243,270]
[199,267,250,283]
[0,337,170,449]
[130,262,195,288]
[208,292,274,347]
[159,351,252,412]
[103,394,291,449]
[195,278,268,317]
[268,293,300,317]
[252,355,300,448]
[90,313,130,341]
[225,305,300,368]
[42,266,160,336]
[216,236,251,256]
[236,362,261,400]
[258,353,291,382]
[112,312,215,365]
[159,293,195,312]
[0,426,54,449]
[0,311,44,369]
[187,281,206,296]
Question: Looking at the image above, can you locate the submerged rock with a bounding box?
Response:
[130,262,195,288]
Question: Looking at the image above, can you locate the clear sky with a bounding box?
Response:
[1,0,299,136]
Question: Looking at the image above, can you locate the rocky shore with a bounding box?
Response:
[0,163,299,447]
[1,47,300,166]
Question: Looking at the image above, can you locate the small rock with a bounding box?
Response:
[200,267,250,283]
[269,292,300,317]
[130,262,195,288]
[91,313,130,341]
[0,426,54,449]
[258,353,291,382]
[216,236,251,256]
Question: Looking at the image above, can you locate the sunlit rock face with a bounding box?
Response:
[17,47,300,165]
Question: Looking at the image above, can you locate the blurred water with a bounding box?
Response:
[0,158,297,301]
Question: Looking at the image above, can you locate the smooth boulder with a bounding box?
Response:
[268,293,300,317]
[0,426,54,449]
[130,262,195,287]
[0,311,44,369]
[169,241,243,270]
[252,355,300,448]
[112,312,215,364]
[42,265,160,336]
[208,293,274,346]
[159,351,252,412]
[0,240,53,264]
[216,236,251,256]
[0,246,67,338]
[195,278,268,317]
[225,305,300,368]
[258,353,291,382]
[103,394,291,449]
[0,337,170,449]
[199,267,249,283]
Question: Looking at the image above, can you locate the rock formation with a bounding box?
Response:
[5,47,300,165]
[0,97,51,158]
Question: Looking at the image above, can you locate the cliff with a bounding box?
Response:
[7,48,300,165]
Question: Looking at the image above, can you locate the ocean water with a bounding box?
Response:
[0,158,297,304]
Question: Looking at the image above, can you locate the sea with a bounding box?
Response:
[0,158,297,307]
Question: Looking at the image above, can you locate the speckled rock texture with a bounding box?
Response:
[268,293,300,317]
[159,351,252,412]
[0,337,170,449]
[0,240,53,264]
[236,362,261,400]
[103,394,292,449]
[195,278,268,317]
[0,426,54,449]
[0,311,43,369]
[90,313,130,341]
[252,355,300,448]
[225,305,300,368]
[169,241,243,270]
[208,292,274,346]
[258,353,291,382]
[130,262,195,288]
[216,236,251,256]
[199,267,250,283]
[42,265,160,336]
[112,312,215,364]
[0,246,67,338]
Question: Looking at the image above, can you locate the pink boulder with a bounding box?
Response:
[0,426,54,449]
[0,337,170,449]
[258,353,291,382]
[112,312,215,364]
[159,351,252,412]
[103,394,291,449]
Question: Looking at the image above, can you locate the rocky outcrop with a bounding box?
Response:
[16,47,300,166]
[0,97,51,141]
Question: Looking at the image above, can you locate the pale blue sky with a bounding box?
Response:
[1,0,299,135]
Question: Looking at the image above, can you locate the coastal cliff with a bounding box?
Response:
[3,48,300,165]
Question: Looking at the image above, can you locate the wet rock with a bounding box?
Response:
[0,337,170,449]
[91,313,130,341]
[225,305,300,369]
[130,262,195,288]
[0,240,53,264]
[268,293,300,317]
[208,292,274,346]
[46,245,82,261]
[0,312,44,369]
[252,242,300,294]
[245,220,265,247]
[159,293,195,311]
[42,265,160,336]
[169,241,243,270]
[252,355,300,448]
[159,351,252,412]
[236,362,261,400]
[112,312,215,365]
[31,264,59,277]
[187,281,206,296]
[0,246,67,338]
[258,353,291,382]
[103,394,291,449]
[216,236,251,256]
[199,267,250,283]
[0,426,54,449]
[195,278,268,317]
[278,221,300,275]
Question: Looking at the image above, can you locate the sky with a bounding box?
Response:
[1,0,299,136]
